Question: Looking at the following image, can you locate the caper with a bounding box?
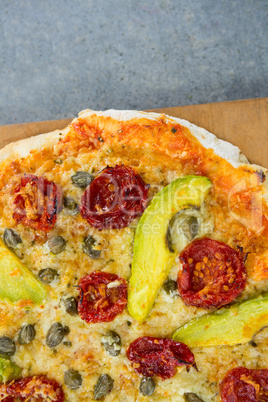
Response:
[0,336,16,357]
[101,331,121,356]
[38,268,59,285]
[163,278,178,296]
[63,196,79,215]
[3,228,22,249]
[46,323,69,348]
[18,324,36,345]
[47,236,66,254]
[94,374,114,400]
[184,392,205,402]
[64,369,83,390]
[62,297,78,316]
[183,216,199,241]
[71,171,93,188]
[83,236,101,259]
[139,377,156,396]
[166,209,200,252]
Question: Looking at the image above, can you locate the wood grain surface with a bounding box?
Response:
[0,98,267,168]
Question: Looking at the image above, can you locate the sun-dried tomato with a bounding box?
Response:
[126,336,195,380]
[220,367,268,402]
[12,174,62,232]
[0,375,64,401]
[178,238,247,309]
[77,271,127,323]
[80,165,149,230]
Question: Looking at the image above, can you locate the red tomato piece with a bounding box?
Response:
[12,174,62,232]
[220,367,268,402]
[77,271,128,323]
[80,165,149,230]
[178,238,247,308]
[126,337,195,380]
[0,375,64,402]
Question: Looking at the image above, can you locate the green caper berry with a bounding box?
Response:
[46,323,69,348]
[38,268,59,285]
[163,278,178,296]
[101,331,121,356]
[71,171,93,188]
[47,236,66,254]
[0,336,16,357]
[184,392,205,402]
[62,297,78,316]
[18,324,36,345]
[94,374,114,400]
[83,236,101,259]
[3,228,22,249]
[64,369,83,390]
[63,196,78,213]
[139,377,156,396]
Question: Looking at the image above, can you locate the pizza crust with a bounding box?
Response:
[0,108,266,192]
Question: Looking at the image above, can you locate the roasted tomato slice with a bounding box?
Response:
[0,375,64,401]
[12,174,62,232]
[80,165,149,230]
[77,271,128,323]
[220,367,268,402]
[178,238,247,308]
[126,336,195,380]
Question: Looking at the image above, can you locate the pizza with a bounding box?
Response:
[0,109,267,402]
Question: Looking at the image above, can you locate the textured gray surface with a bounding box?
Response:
[0,0,267,125]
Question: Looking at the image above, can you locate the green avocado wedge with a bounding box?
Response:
[172,294,268,347]
[0,238,46,305]
[128,175,212,323]
[0,357,22,383]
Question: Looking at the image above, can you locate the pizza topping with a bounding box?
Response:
[166,208,200,253]
[62,297,78,316]
[126,337,195,380]
[46,323,69,349]
[172,294,268,347]
[80,165,149,230]
[220,367,268,402]
[101,330,122,356]
[38,268,59,285]
[64,369,83,390]
[77,272,127,323]
[128,175,211,323]
[83,235,101,259]
[71,171,94,188]
[94,374,114,400]
[0,375,64,401]
[3,229,22,249]
[12,174,62,232]
[63,196,79,215]
[139,377,156,396]
[47,236,66,254]
[0,238,46,305]
[163,278,178,297]
[0,357,22,384]
[184,392,204,402]
[0,337,15,358]
[18,324,36,345]
[178,238,247,309]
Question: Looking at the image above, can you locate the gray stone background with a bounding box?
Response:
[0,0,267,125]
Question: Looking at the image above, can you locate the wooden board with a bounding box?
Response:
[0,98,267,168]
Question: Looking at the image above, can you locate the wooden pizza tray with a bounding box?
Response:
[0,98,267,168]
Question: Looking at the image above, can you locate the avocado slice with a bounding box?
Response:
[0,357,22,383]
[0,238,46,305]
[172,294,268,347]
[128,175,212,323]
